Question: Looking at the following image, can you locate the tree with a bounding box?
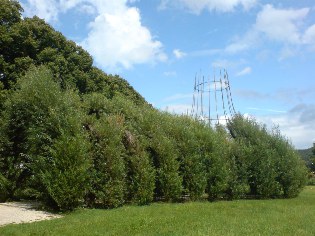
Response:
[227,114,307,198]
[0,66,90,209]
[86,115,126,208]
[311,144,315,172]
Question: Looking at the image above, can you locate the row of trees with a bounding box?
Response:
[0,0,308,211]
[0,66,307,210]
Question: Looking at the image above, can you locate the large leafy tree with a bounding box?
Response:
[0,0,146,105]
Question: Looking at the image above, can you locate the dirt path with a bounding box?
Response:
[0,202,61,227]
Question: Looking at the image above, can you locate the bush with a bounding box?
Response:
[205,126,232,200]
[166,116,209,200]
[227,114,307,198]
[39,134,90,210]
[0,174,9,202]
[125,145,155,205]
[0,66,91,210]
[150,133,182,201]
[87,115,126,208]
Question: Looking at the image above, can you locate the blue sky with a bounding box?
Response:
[20,0,315,149]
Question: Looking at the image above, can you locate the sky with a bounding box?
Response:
[19,0,315,149]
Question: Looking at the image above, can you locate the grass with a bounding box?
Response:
[1,187,314,236]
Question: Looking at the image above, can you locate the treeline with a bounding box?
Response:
[0,0,307,211]
[0,66,307,210]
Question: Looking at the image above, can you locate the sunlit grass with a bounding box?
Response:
[1,186,314,235]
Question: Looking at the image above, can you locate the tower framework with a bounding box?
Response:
[190,69,236,126]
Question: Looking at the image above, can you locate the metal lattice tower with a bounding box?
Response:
[190,69,236,126]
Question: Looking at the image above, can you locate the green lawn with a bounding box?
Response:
[1,187,314,236]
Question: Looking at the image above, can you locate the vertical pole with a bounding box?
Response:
[214,69,219,125]
[219,69,228,123]
[208,75,211,126]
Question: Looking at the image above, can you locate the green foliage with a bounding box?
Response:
[86,115,126,208]
[0,0,308,212]
[0,0,22,27]
[0,0,146,105]
[124,137,155,205]
[122,130,155,205]
[39,134,90,211]
[0,66,90,209]
[163,115,209,200]
[227,114,307,198]
[150,134,182,201]
[0,173,9,202]
[312,145,315,172]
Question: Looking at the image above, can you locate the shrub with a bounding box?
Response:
[227,114,307,198]
[166,116,209,200]
[87,115,126,208]
[0,66,91,210]
[205,126,232,200]
[0,174,9,202]
[39,133,90,210]
[125,145,155,205]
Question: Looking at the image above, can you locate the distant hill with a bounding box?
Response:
[297,147,313,169]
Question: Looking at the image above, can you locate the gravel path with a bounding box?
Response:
[0,202,62,227]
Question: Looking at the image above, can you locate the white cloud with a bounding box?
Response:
[173,49,186,59]
[22,0,59,22]
[59,0,84,12]
[159,0,257,14]
[225,30,259,54]
[256,104,315,149]
[247,107,286,113]
[278,47,297,61]
[212,59,233,68]
[303,24,315,50]
[212,58,246,69]
[236,87,315,104]
[22,0,167,70]
[255,4,309,44]
[161,104,192,114]
[163,93,193,102]
[164,71,177,77]
[78,4,96,15]
[82,6,167,70]
[236,66,251,76]
[225,4,315,56]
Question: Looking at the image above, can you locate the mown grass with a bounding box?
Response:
[1,186,314,236]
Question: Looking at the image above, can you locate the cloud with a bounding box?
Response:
[22,0,167,71]
[164,71,177,77]
[225,4,315,55]
[235,87,315,104]
[159,0,257,14]
[236,66,251,76]
[163,93,193,102]
[256,104,315,149]
[81,5,167,70]
[225,30,259,54]
[303,24,315,50]
[161,104,192,114]
[173,49,186,59]
[211,58,247,69]
[247,107,286,113]
[78,4,96,15]
[234,89,268,100]
[22,0,60,22]
[190,48,221,57]
[255,4,309,44]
